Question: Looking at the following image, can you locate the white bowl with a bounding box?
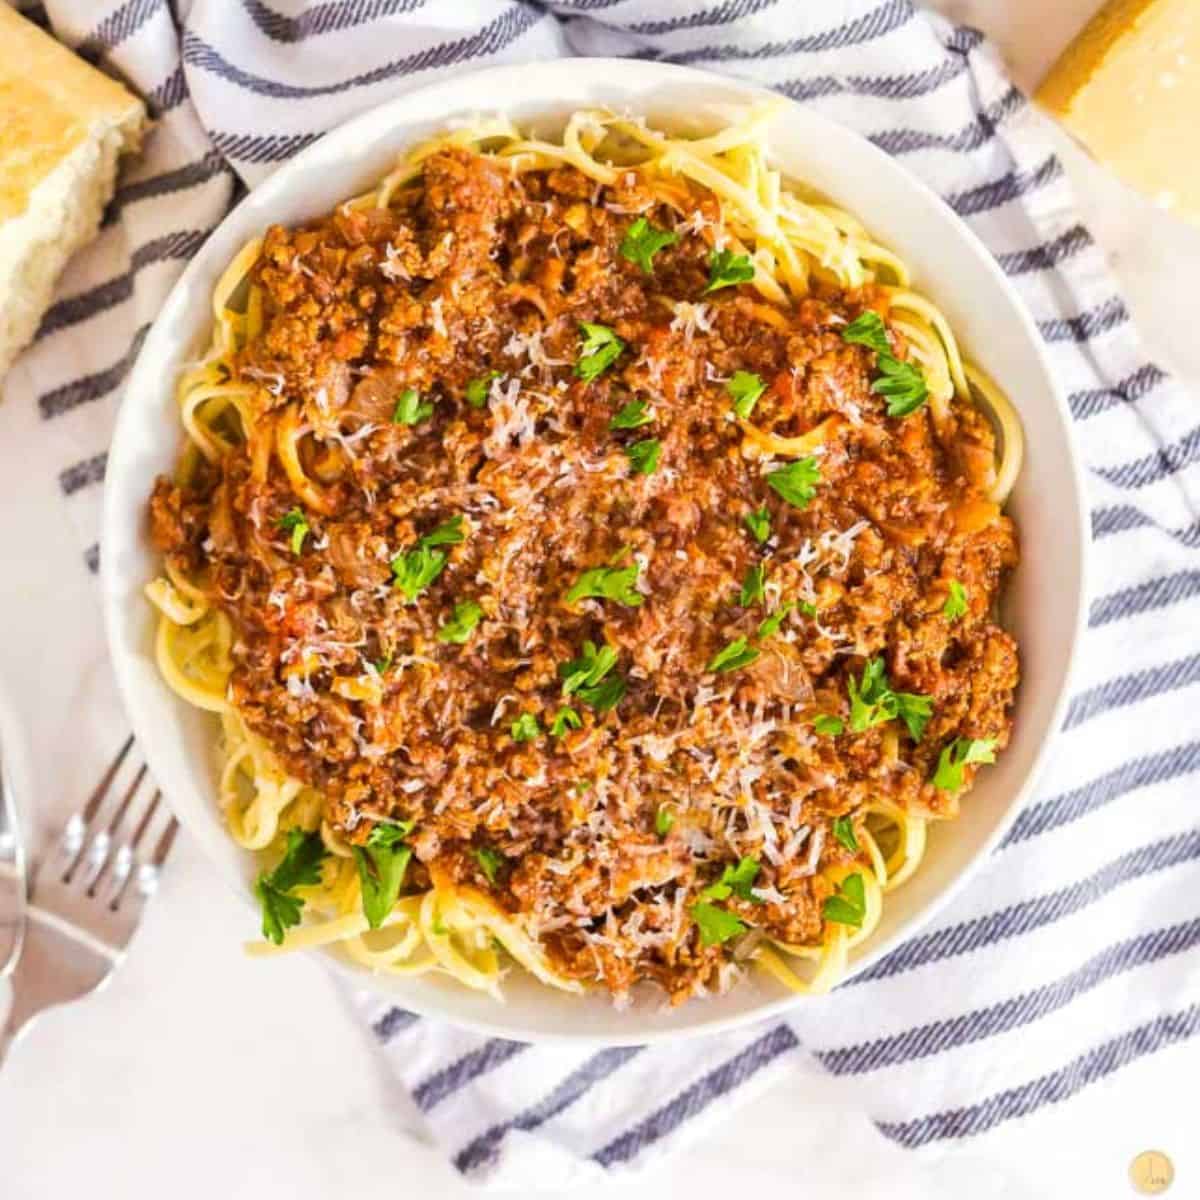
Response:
[102,58,1088,1044]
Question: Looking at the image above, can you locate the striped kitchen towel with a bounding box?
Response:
[8,0,1199,1187]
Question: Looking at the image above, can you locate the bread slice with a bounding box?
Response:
[0,5,146,379]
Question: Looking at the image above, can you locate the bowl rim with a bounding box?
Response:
[102,56,1089,1045]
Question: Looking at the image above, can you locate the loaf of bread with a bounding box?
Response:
[1037,0,1198,227]
[0,5,146,378]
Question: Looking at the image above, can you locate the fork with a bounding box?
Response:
[0,737,178,1065]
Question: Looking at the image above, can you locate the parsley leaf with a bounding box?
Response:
[707,636,760,674]
[566,563,643,607]
[655,805,675,837]
[610,397,654,430]
[353,822,414,929]
[559,640,618,697]
[894,693,934,743]
[576,674,627,713]
[420,515,465,548]
[626,437,662,475]
[832,814,858,851]
[727,370,767,419]
[550,706,582,737]
[840,311,928,417]
[254,828,328,944]
[766,457,821,509]
[393,387,434,426]
[872,354,928,417]
[510,712,541,743]
[944,580,968,621]
[757,600,795,642]
[277,507,309,556]
[840,311,891,356]
[847,657,933,741]
[744,507,771,544]
[739,563,766,607]
[704,248,755,293]
[391,544,448,602]
[700,856,762,903]
[575,322,624,382]
[798,600,818,618]
[437,598,482,644]
[932,736,997,791]
[815,715,845,737]
[391,516,466,600]
[619,216,678,273]
[466,371,501,408]
[822,873,866,928]
[473,846,504,885]
[691,901,747,946]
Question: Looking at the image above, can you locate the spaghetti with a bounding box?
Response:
[145,105,1022,1005]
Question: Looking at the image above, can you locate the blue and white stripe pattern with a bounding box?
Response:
[9,0,1199,1183]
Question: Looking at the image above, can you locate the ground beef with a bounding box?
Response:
[152,148,1019,1003]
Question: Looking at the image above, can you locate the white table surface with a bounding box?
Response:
[3,3,1200,1197]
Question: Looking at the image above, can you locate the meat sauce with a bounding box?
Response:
[150,148,1018,1002]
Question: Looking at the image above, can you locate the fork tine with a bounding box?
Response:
[80,735,134,825]
[97,776,161,908]
[152,816,180,867]
[57,738,137,885]
[126,789,162,852]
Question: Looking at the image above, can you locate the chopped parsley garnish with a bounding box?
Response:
[510,712,541,743]
[832,815,858,851]
[277,507,309,556]
[840,310,928,417]
[847,657,933,742]
[391,545,447,602]
[373,654,392,675]
[944,580,968,621]
[840,311,891,356]
[466,371,501,408]
[700,856,762,903]
[566,562,643,607]
[739,563,766,607]
[391,517,466,599]
[436,598,482,644]
[727,370,767,419]
[822,873,866,928]
[766,457,821,509]
[871,354,928,417]
[626,437,662,475]
[353,822,414,929]
[691,901,747,946]
[757,600,795,642]
[932,736,997,791]
[893,692,934,743]
[744,507,771,544]
[473,846,504,885]
[576,674,627,714]
[575,322,625,382]
[550,706,582,737]
[559,640,618,697]
[419,515,465,548]
[393,387,434,426]
[707,636,760,674]
[610,397,654,430]
[619,216,678,273]
[797,600,819,618]
[255,828,328,944]
[815,715,845,737]
[704,248,755,293]
[655,804,675,838]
